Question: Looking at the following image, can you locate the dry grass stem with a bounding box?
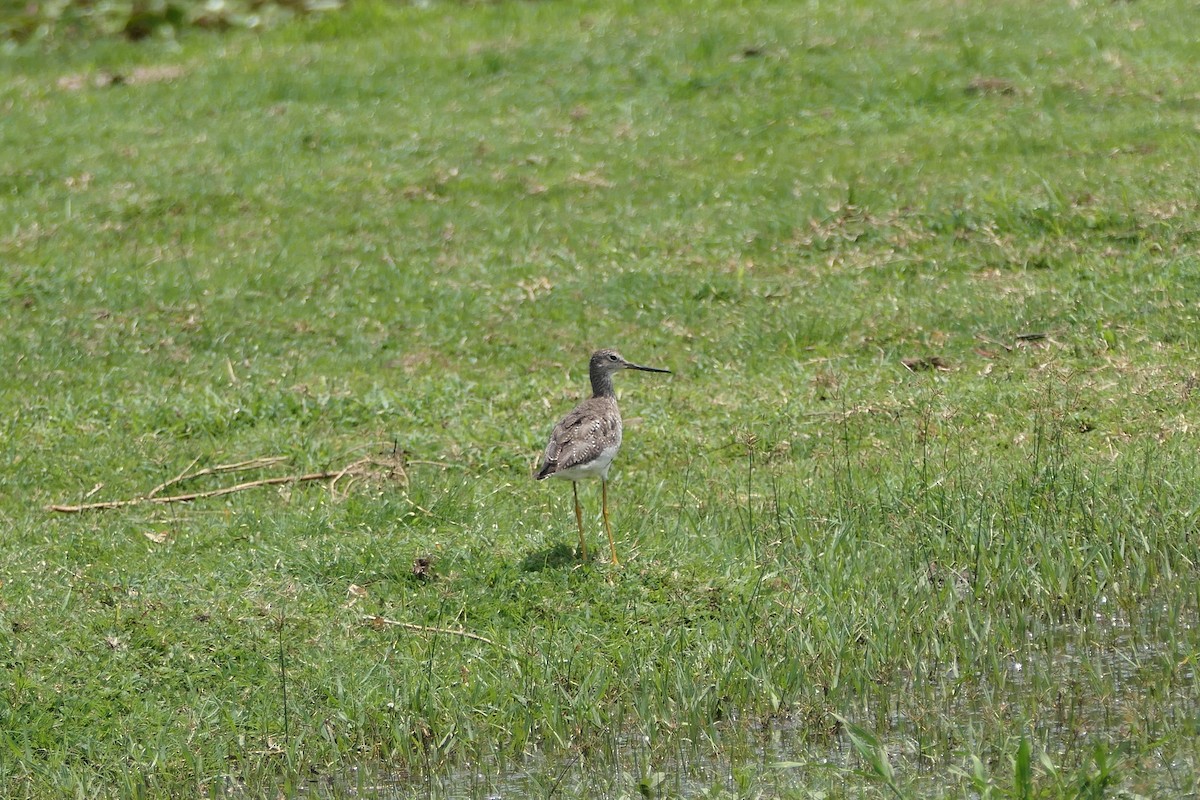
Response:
[49,454,406,513]
[363,614,498,647]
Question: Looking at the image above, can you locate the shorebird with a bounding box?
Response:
[536,349,670,565]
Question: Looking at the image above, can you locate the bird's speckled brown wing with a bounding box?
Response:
[535,397,622,479]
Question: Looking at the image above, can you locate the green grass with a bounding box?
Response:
[2,0,1199,796]
[1,0,342,45]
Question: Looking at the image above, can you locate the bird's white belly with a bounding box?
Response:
[551,444,620,481]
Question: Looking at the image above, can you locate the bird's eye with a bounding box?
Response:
[609,354,618,361]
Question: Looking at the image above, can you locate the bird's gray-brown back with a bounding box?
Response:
[535,396,622,480]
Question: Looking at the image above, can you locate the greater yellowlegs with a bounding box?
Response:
[536,349,670,564]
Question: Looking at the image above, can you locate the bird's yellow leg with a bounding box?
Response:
[602,479,619,565]
[572,482,588,560]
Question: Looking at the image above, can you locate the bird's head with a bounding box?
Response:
[589,349,671,375]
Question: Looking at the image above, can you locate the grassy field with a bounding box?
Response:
[3,0,1199,796]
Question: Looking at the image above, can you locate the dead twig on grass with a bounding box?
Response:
[363,614,498,647]
[52,470,345,512]
[48,453,406,513]
[147,455,288,498]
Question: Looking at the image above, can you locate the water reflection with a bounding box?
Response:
[295,602,1196,798]
[301,725,856,799]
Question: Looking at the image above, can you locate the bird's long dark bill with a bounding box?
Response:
[628,363,671,374]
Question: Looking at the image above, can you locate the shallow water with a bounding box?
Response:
[302,725,858,799]
[294,601,1198,798]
